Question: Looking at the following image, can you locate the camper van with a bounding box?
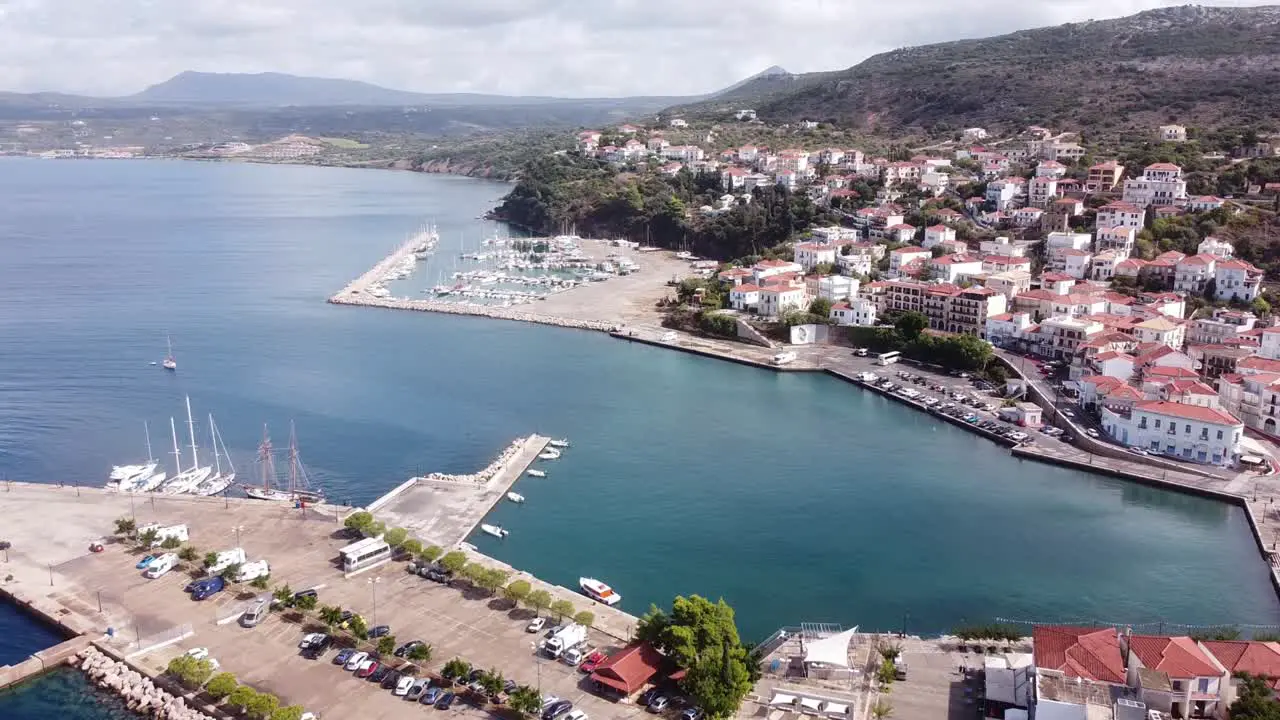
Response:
[240,598,271,628]
[233,559,270,583]
[139,523,189,548]
[206,548,246,575]
[143,553,177,579]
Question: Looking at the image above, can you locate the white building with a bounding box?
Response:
[1197,236,1234,259]
[1173,254,1216,294]
[985,179,1021,210]
[1122,163,1188,208]
[1045,232,1093,271]
[922,224,957,249]
[729,284,761,311]
[1158,124,1188,142]
[929,254,984,283]
[830,297,877,326]
[794,242,838,271]
[816,275,859,302]
[1215,259,1263,302]
[1096,202,1145,231]
[751,259,804,283]
[758,285,808,319]
[1028,175,1060,207]
[1101,401,1243,465]
[888,247,931,275]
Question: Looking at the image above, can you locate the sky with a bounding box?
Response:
[0,0,1265,97]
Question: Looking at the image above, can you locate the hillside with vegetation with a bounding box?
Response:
[670,5,1280,136]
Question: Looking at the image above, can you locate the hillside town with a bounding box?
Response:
[576,118,1280,470]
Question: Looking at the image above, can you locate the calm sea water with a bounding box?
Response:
[0,668,136,720]
[1,160,1278,665]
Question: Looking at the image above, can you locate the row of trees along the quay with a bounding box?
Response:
[635,596,757,719]
[491,153,835,261]
[848,310,995,373]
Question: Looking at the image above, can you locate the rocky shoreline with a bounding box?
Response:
[72,646,212,720]
[328,293,619,333]
[413,436,530,485]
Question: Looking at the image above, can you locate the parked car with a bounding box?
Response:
[292,588,318,603]
[565,711,589,720]
[191,576,225,601]
[504,679,518,693]
[406,678,430,701]
[647,695,670,713]
[185,647,210,661]
[526,617,547,633]
[422,686,444,705]
[356,659,379,678]
[436,692,456,709]
[369,625,392,639]
[382,670,403,690]
[136,555,158,569]
[394,674,415,695]
[370,665,392,682]
[333,649,355,666]
[543,700,573,720]
[580,650,606,673]
[1086,428,1099,438]
[302,635,331,659]
[680,708,705,720]
[541,696,562,711]
[344,651,368,671]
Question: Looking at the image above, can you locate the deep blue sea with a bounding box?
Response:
[0,160,1277,717]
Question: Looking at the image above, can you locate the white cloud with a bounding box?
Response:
[0,0,1262,97]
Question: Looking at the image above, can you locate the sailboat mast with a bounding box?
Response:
[288,421,299,494]
[185,396,199,470]
[258,424,274,492]
[170,417,182,477]
[208,414,221,476]
[144,421,154,463]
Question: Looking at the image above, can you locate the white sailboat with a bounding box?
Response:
[160,396,212,494]
[162,335,176,371]
[196,414,236,495]
[108,422,161,490]
[124,422,168,492]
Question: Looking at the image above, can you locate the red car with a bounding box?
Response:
[579,651,607,673]
[356,660,380,678]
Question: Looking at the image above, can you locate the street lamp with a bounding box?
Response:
[368,577,381,627]
[231,525,245,547]
[530,642,543,694]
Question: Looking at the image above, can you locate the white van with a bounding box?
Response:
[143,553,177,579]
[240,598,271,628]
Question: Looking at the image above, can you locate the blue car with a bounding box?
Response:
[136,555,158,569]
[333,649,356,666]
[191,576,225,601]
[421,687,442,705]
[436,692,455,709]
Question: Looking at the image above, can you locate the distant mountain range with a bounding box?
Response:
[667,5,1280,134]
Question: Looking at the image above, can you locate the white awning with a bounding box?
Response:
[800,697,823,713]
[770,693,797,707]
[1242,454,1265,465]
[803,627,858,668]
[823,702,849,716]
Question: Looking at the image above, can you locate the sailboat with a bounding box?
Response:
[162,335,177,371]
[107,422,162,490]
[195,414,236,496]
[242,422,325,502]
[159,396,211,494]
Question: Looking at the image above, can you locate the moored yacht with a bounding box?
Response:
[579,577,621,606]
[480,524,509,538]
[538,448,561,461]
[548,438,570,449]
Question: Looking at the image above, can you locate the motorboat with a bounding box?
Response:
[538,449,561,461]
[579,577,621,606]
[506,492,525,504]
[548,439,570,449]
[480,524,509,538]
[526,469,546,478]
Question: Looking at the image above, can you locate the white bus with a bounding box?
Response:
[875,351,901,366]
[339,537,391,573]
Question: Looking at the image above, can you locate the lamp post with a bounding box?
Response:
[231,525,244,547]
[368,577,381,627]
[530,642,543,695]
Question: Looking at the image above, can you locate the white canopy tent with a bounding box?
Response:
[770,693,798,707]
[802,627,859,668]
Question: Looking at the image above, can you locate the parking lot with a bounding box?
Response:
[50,499,657,720]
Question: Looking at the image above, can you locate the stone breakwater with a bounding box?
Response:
[413,436,530,485]
[328,293,618,333]
[71,646,213,720]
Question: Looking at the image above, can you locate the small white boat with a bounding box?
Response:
[548,438,570,449]
[526,469,546,478]
[538,449,562,461]
[506,492,525,504]
[162,335,177,371]
[579,577,622,606]
[480,524,509,538]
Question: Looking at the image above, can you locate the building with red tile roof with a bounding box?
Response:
[1201,640,1280,693]
[1033,626,1126,684]
[590,642,667,695]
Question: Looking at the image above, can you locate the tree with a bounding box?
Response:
[203,552,219,570]
[294,592,318,613]
[401,538,423,557]
[114,517,136,537]
[407,642,433,664]
[137,528,159,548]
[461,562,486,587]
[166,655,215,689]
[439,550,468,575]
[504,579,532,606]
[250,574,271,590]
[377,635,396,656]
[221,562,243,582]
[226,686,258,714]
[272,584,295,607]
[1229,673,1280,720]
[343,511,374,535]
[178,545,199,563]
[348,615,369,640]
[1253,296,1272,317]
[877,658,898,687]
[205,672,238,701]
[509,685,543,717]
[160,536,181,550]
[245,691,279,720]
[680,642,753,720]
[871,700,894,720]
[367,521,387,538]
[573,611,595,628]
[550,599,576,621]
[442,658,471,682]
[384,527,408,548]
[808,297,833,320]
[527,589,552,617]
[646,595,753,718]
[271,706,305,720]
[319,604,343,629]
[895,311,928,341]
[479,667,505,698]
[635,604,671,646]
[420,545,444,563]
[477,568,510,596]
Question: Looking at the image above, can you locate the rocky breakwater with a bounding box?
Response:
[414,436,529,485]
[72,646,212,720]
[328,292,619,333]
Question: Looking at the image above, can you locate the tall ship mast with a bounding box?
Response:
[242,422,324,503]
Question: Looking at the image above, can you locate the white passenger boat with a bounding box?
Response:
[506,492,525,504]
[579,577,622,606]
[548,438,570,449]
[480,524,509,538]
[526,469,546,478]
[538,449,561,461]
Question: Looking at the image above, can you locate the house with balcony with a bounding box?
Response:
[1133,316,1186,350]
[1189,308,1257,346]
[1012,207,1045,227]
[1200,640,1280,706]
[922,224,957,249]
[1086,161,1125,193]
[1040,316,1104,360]
[1101,401,1243,465]
[1140,252,1187,290]
[794,242,838,272]
[1196,237,1233,259]
[929,254,984,283]
[1214,259,1263,302]
[1197,345,1256,380]
[1029,175,1061,207]
[1097,202,1145,230]
[1174,255,1216,294]
[1096,226,1137,259]
[830,297,877,326]
[757,284,808,319]
[888,247,931,276]
[984,270,1033,300]
[1123,635,1224,720]
[1123,163,1189,208]
[751,259,804,284]
[729,283,761,311]
[1045,232,1093,271]
[1217,371,1280,437]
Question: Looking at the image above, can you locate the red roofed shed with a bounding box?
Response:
[590,642,665,695]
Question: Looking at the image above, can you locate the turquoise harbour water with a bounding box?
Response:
[0,159,1278,705]
[0,667,137,720]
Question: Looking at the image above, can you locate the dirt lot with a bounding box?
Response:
[535,242,690,326]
